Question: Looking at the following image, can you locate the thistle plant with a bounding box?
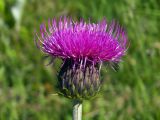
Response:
[35,17,128,120]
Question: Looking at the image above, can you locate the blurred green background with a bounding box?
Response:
[0,0,160,120]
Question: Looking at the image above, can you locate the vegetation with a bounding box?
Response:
[0,0,160,119]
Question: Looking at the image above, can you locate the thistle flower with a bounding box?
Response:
[35,17,128,100]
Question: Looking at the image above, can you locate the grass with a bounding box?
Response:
[0,0,160,119]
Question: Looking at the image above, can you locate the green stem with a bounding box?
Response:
[73,100,82,120]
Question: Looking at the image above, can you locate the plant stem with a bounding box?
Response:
[73,100,82,120]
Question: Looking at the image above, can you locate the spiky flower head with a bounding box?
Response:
[35,17,128,100]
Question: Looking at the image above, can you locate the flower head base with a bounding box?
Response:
[35,17,128,100]
[58,59,101,100]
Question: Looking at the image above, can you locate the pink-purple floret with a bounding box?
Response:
[36,17,127,63]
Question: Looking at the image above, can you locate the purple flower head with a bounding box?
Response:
[35,17,128,100]
[36,17,127,64]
